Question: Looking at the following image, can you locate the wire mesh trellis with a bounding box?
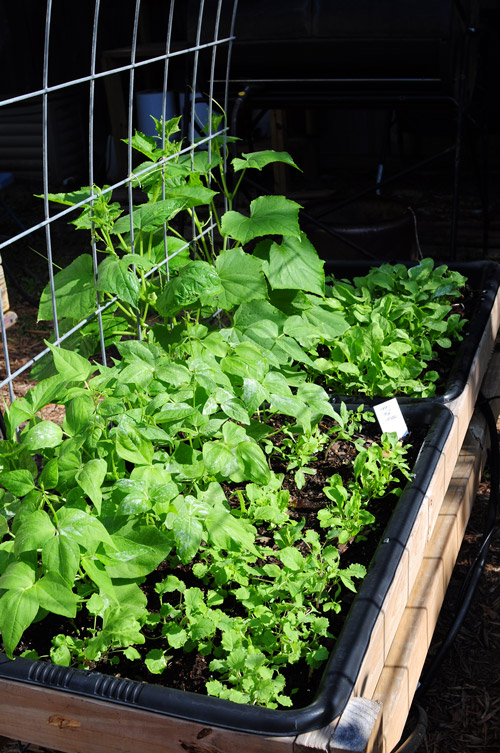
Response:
[0,0,238,413]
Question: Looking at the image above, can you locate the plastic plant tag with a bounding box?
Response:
[374,398,408,439]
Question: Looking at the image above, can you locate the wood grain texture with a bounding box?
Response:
[329,698,382,753]
[0,680,295,753]
[294,699,382,753]
[372,408,497,752]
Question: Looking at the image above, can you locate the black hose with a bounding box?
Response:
[391,704,428,753]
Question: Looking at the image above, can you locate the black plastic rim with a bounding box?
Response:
[0,402,453,736]
[324,260,500,405]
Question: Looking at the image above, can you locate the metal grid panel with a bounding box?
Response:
[0,0,238,407]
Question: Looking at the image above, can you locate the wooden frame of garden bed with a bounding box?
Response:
[0,290,499,753]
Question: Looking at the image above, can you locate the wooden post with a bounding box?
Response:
[295,699,382,753]
[0,254,9,313]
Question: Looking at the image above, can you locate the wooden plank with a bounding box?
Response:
[0,679,295,753]
[351,419,449,702]
[350,334,500,731]
[294,699,382,753]
[330,699,382,753]
[447,282,500,454]
[371,418,490,753]
[0,310,17,332]
[0,255,9,313]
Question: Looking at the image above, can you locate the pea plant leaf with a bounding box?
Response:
[221,196,302,244]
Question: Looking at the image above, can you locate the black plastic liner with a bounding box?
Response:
[0,403,453,736]
[324,260,500,405]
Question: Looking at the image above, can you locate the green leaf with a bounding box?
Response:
[81,557,118,603]
[156,260,223,317]
[128,131,159,159]
[28,375,69,413]
[206,507,258,555]
[124,646,142,661]
[76,459,107,513]
[162,183,217,208]
[277,546,305,571]
[163,624,188,649]
[203,441,241,478]
[20,421,63,452]
[221,195,302,244]
[265,233,325,295]
[241,378,268,414]
[235,441,271,485]
[145,648,170,674]
[113,198,187,234]
[0,470,35,497]
[105,527,172,579]
[40,187,92,206]
[303,307,350,339]
[42,534,80,586]
[39,458,59,490]
[13,510,56,555]
[172,511,204,565]
[0,561,36,591]
[96,257,141,309]
[232,150,300,173]
[35,572,78,618]
[114,428,154,466]
[57,507,115,552]
[38,254,96,321]
[215,247,267,310]
[44,342,95,382]
[168,495,211,564]
[63,395,94,437]
[0,587,39,657]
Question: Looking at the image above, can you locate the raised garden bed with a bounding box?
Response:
[1,138,499,753]
[0,400,453,751]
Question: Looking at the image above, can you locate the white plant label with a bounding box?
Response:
[373,398,408,439]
